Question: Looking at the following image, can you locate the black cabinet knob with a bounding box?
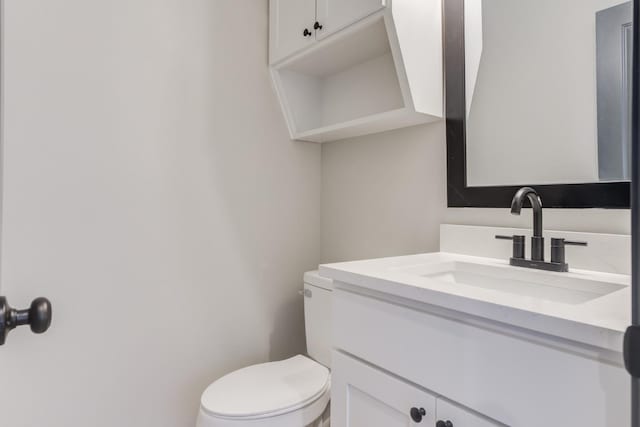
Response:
[410,407,426,422]
[314,21,323,30]
[436,421,454,427]
[0,296,52,345]
[303,28,312,37]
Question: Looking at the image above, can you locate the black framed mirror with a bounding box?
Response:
[445,0,632,208]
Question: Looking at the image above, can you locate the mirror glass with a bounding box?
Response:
[465,0,633,187]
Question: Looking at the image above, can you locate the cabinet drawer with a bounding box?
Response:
[332,350,436,427]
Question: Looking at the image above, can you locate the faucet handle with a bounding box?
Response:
[564,240,588,247]
[495,235,525,259]
[550,238,588,247]
[550,238,587,266]
[495,235,515,240]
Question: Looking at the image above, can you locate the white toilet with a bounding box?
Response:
[196,271,333,427]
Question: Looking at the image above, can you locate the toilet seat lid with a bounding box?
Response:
[201,355,330,419]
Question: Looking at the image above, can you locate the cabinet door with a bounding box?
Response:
[332,351,436,427]
[436,399,503,427]
[315,0,386,40]
[269,0,316,63]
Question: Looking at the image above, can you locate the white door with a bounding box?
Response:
[0,6,53,346]
[315,0,385,40]
[332,350,437,427]
[436,398,503,427]
[269,0,317,63]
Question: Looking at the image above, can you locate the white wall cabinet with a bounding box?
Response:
[316,0,386,40]
[269,0,316,64]
[270,0,386,64]
[269,0,443,142]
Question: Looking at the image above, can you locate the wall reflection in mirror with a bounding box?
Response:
[465,0,632,187]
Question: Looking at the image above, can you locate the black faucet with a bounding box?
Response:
[496,187,587,272]
[510,187,544,261]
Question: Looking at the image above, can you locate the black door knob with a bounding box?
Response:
[436,420,454,427]
[410,407,426,422]
[303,28,312,37]
[314,21,323,30]
[0,296,52,345]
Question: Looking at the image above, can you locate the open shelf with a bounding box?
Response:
[294,108,433,143]
[271,6,443,142]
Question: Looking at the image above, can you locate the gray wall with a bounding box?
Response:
[0,1,321,425]
[321,122,630,263]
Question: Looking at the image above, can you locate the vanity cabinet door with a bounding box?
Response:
[269,0,316,63]
[315,0,386,40]
[332,350,436,427]
[436,399,502,427]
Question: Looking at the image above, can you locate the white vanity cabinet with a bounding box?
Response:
[435,399,501,427]
[332,350,499,427]
[332,350,437,427]
[330,285,629,427]
[268,0,443,142]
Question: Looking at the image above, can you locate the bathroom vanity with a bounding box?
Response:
[321,225,631,427]
[310,0,638,424]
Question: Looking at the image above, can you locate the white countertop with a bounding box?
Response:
[320,252,631,353]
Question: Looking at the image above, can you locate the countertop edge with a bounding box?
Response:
[319,262,626,355]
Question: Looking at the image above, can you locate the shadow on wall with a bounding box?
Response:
[269,293,307,361]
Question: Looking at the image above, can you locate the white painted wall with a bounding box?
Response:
[0,1,321,426]
[321,123,446,262]
[321,123,630,263]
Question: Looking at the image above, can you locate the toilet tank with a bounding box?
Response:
[303,271,333,368]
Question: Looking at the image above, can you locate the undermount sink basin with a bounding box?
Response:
[409,261,625,304]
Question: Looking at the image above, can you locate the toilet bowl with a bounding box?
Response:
[196,355,330,427]
[196,271,333,427]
